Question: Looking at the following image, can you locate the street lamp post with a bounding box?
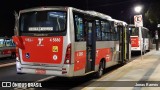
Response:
[134,5,143,59]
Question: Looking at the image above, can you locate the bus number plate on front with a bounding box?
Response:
[35,69,46,74]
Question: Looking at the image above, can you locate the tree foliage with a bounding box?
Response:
[145,1,160,24]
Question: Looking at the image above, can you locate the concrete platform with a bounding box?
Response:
[82,49,160,90]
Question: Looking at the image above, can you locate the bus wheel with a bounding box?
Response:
[95,62,104,78]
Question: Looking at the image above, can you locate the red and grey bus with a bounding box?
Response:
[129,24,151,53]
[13,7,131,77]
[0,37,16,58]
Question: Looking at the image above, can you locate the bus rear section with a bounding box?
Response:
[129,25,150,53]
[129,26,141,52]
[130,36,141,50]
[13,7,74,76]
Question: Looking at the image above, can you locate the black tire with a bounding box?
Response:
[95,62,104,78]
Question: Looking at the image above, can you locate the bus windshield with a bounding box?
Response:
[129,27,139,36]
[19,11,67,33]
[0,39,15,47]
[0,39,4,47]
[5,39,15,47]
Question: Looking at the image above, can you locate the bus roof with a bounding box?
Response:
[128,24,135,27]
[129,24,149,31]
[109,18,127,26]
[85,11,112,19]
[20,6,113,21]
[19,6,128,26]
[20,6,70,13]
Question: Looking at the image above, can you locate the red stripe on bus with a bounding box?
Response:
[74,48,113,71]
[74,51,86,71]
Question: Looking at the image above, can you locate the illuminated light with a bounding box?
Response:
[134,5,142,13]
[64,7,68,11]
[65,60,70,64]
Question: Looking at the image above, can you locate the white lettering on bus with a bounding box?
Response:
[25,38,33,42]
[77,52,83,56]
[37,38,44,46]
[52,38,61,42]
[28,27,53,31]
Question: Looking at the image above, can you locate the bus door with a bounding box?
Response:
[118,25,131,63]
[118,25,126,63]
[85,20,96,73]
[126,26,131,61]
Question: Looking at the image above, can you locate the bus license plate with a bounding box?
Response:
[35,69,46,74]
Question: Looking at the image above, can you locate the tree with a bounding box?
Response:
[144,1,160,38]
[145,1,160,25]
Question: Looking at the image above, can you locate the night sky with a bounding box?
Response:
[0,0,158,37]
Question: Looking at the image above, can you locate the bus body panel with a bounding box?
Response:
[17,36,68,66]
[16,61,74,76]
[144,38,149,50]
[96,41,120,64]
[74,50,86,71]
[131,36,139,47]
[19,36,63,64]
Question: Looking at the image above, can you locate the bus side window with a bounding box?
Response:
[110,21,116,41]
[101,21,111,41]
[142,28,145,38]
[73,13,84,41]
[96,20,101,41]
[114,27,117,41]
[0,39,4,47]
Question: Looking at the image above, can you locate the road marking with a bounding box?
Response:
[0,62,16,68]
